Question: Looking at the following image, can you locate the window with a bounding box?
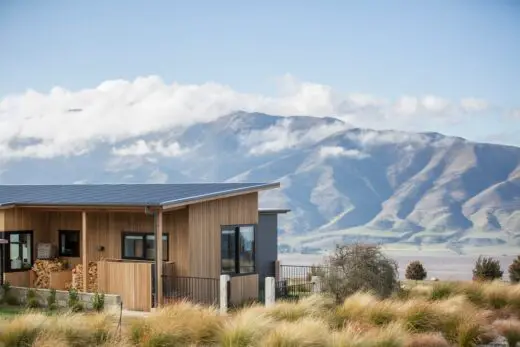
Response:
[221,225,255,275]
[4,231,33,272]
[59,230,80,257]
[122,232,169,261]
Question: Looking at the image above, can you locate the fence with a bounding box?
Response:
[275,264,329,302]
[162,275,220,306]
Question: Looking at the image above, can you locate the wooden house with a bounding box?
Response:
[0,182,282,311]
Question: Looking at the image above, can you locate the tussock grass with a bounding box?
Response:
[493,319,520,347]
[2,281,520,346]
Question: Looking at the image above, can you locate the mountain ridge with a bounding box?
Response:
[1,111,519,252]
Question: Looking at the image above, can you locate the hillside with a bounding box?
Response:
[1,111,519,252]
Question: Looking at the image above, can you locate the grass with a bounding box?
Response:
[0,281,519,346]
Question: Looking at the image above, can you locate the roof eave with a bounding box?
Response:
[161,182,281,210]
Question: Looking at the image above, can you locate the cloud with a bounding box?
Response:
[319,146,369,159]
[0,74,509,161]
[239,118,348,155]
[111,139,188,157]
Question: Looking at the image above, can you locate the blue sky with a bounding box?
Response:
[0,0,519,147]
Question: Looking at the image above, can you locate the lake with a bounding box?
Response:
[278,252,517,281]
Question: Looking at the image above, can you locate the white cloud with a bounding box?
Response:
[240,118,348,155]
[460,98,489,112]
[0,74,505,161]
[319,146,369,159]
[111,139,187,157]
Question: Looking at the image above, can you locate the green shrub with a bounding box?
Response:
[68,288,80,308]
[322,243,400,302]
[47,288,57,310]
[405,261,427,281]
[472,256,503,281]
[25,289,40,309]
[508,255,520,283]
[91,291,105,312]
[430,282,456,301]
[5,294,19,306]
[71,302,84,312]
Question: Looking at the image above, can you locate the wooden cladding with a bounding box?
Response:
[97,260,152,311]
[230,274,259,305]
[188,192,258,279]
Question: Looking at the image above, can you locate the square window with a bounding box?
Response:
[59,230,80,257]
[122,233,169,261]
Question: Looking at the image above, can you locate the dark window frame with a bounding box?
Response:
[220,224,256,276]
[1,230,34,273]
[58,230,81,257]
[121,232,169,261]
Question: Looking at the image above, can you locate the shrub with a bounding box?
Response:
[405,261,428,281]
[67,288,80,309]
[25,289,40,309]
[322,243,400,302]
[509,255,520,283]
[472,256,503,281]
[91,291,105,312]
[47,288,57,310]
[430,282,457,301]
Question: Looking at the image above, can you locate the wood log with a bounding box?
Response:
[69,262,98,292]
[31,259,66,289]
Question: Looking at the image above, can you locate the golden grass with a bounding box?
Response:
[2,282,520,346]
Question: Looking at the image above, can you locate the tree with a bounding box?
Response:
[322,243,400,302]
[508,255,520,283]
[472,256,503,281]
[405,261,427,281]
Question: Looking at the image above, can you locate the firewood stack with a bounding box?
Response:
[70,262,98,292]
[32,259,66,289]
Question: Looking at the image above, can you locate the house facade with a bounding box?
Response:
[0,183,282,311]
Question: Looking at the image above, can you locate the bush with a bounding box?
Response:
[68,288,80,308]
[322,243,400,302]
[472,256,503,281]
[508,255,520,283]
[91,291,105,312]
[47,288,57,310]
[405,261,427,281]
[25,289,40,309]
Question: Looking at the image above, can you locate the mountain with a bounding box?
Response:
[1,111,519,253]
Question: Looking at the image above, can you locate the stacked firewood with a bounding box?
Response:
[32,259,66,289]
[69,262,98,292]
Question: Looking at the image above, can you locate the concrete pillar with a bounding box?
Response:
[265,276,276,308]
[220,275,230,315]
[312,276,322,293]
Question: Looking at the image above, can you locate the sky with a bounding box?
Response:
[0,0,519,161]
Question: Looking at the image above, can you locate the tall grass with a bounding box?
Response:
[1,282,520,346]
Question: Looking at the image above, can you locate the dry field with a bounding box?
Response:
[1,281,520,346]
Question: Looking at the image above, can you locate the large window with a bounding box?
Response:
[59,230,80,257]
[221,225,255,275]
[4,231,33,272]
[122,232,169,261]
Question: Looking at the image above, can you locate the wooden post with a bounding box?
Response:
[156,210,164,306]
[81,211,87,292]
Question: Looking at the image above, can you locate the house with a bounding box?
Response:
[0,182,284,311]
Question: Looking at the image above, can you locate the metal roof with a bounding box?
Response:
[0,183,279,208]
[259,208,291,214]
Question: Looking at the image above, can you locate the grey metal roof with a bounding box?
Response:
[259,208,291,214]
[0,183,279,208]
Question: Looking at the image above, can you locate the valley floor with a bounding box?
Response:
[279,250,518,281]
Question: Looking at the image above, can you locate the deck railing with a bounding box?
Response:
[162,275,220,306]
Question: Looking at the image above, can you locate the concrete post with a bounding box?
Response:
[265,276,276,308]
[311,276,322,293]
[220,275,230,315]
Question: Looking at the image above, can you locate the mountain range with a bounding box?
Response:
[1,111,519,253]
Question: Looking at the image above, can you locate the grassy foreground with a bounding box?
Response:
[1,281,520,346]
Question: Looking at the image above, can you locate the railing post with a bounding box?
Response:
[274,260,280,281]
[220,274,230,315]
[311,276,322,293]
[265,276,275,308]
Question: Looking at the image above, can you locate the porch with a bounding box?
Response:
[1,199,262,311]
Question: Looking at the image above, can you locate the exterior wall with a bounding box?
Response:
[256,212,279,289]
[187,192,259,279]
[0,207,189,273]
